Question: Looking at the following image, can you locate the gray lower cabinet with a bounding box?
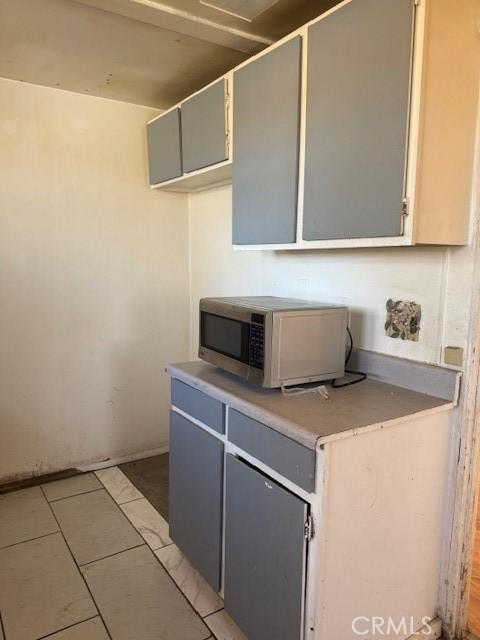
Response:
[224,455,308,640]
[232,36,302,245]
[228,409,316,493]
[171,379,225,434]
[147,108,182,185]
[303,0,414,240]
[181,79,228,173]
[169,410,223,591]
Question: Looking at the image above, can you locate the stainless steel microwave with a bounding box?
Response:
[199,296,348,388]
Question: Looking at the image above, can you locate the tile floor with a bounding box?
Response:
[0,463,246,640]
[120,455,169,521]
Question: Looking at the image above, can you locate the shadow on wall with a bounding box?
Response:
[0,288,183,485]
[349,308,367,351]
[108,296,180,462]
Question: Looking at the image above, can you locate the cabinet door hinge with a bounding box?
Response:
[226,128,231,157]
[225,90,231,157]
[400,198,410,236]
[304,515,314,541]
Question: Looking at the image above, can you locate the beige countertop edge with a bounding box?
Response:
[166,363,454,451]
[314,400,455,448]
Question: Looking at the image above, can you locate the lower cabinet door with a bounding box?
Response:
[224,455,308,640]
[169,411,223,591]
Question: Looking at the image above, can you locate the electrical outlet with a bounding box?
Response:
[444,346,464,367]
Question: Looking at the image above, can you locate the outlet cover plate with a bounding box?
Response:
[444,346,464,367]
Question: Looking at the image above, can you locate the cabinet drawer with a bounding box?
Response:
[228,409,315,492]
[171,379,225,434]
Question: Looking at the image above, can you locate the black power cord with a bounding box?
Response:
[331,327,367,388]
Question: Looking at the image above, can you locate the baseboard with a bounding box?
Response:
[0,446,170,493]
[0,467,79,494]
[77,445,169,472]
[406,618,442,639]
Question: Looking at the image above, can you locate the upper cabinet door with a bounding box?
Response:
[232,37,302,245]
[181,79,229,173]
[147,108,182,185]
[303,0,415,241]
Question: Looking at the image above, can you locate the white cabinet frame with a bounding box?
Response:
[147,72,234,192]
[149,0,476,249]
[234,0,474,250]
[171,398,450,640]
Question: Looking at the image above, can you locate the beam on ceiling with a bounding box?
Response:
[73,0,274,53]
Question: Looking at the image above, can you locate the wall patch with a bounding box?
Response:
[385,300,421,341]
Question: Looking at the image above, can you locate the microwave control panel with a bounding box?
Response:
[249,318,264,369]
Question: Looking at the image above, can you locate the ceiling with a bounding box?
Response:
[0,0,339,108]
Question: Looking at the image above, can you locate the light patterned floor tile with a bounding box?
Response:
[0,486,58,549]
[121,498,171,550]
[51,489,143,565]
[41,617,109,639]
[119,454,169,520]
[0,533,96,640]
[204,610,247,640]
[42,473,102,502]
[155,544,223,617]
[82,546,210,640]
[95,466,143,504]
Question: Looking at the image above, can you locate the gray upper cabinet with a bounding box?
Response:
[181,80,228,173]
[148,0,471,247]
[232,37,302,245]
[169,411,224,591]
[303,0,415,241]
[224,455,308,640]
[146,108,182,186]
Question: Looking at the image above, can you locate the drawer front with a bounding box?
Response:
[228,409,316,492]
[171,379,225,434]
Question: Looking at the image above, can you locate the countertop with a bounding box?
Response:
[166,361,454,450]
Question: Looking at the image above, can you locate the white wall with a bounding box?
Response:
[188,185,477,366]
[0,78,190,483]
[0,74,477,485]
